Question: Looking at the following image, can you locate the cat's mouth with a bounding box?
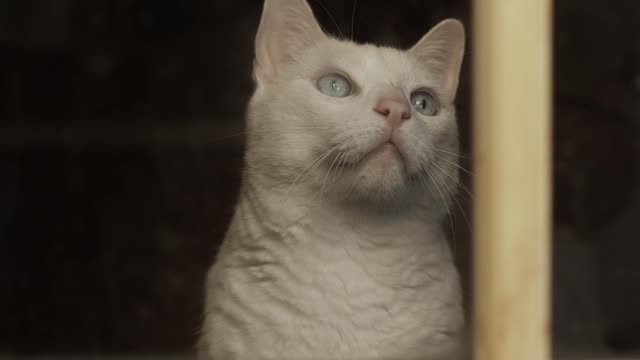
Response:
[382,141,400,154]
[358,139,407,170]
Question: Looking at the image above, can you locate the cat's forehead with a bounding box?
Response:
[305,39,434,89]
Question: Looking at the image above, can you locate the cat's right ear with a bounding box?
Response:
[253,0,326,84]
[409,19,465,102]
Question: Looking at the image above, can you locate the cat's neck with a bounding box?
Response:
[236,173,445,250]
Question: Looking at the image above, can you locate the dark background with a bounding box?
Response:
[1,0,639,357]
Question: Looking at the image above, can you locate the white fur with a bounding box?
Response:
[199,1,466,359]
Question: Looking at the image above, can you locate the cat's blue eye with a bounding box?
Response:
[410,91,438,116]
[316,73,352,98]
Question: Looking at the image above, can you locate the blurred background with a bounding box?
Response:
[1,0,639,358]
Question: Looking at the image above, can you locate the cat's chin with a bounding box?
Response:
[345,143,410,201]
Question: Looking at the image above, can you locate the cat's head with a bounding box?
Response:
[245,0,464,208]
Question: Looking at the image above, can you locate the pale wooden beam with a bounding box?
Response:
[471,0,552,359]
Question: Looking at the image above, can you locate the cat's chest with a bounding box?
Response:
[221,215,461,354]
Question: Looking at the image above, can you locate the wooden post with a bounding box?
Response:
[471,0,552,359]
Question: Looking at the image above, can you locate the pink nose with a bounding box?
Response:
[373,97,411,127]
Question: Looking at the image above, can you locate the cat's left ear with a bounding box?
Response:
[409,19,465,101]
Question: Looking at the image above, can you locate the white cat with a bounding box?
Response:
[199,0,466,359]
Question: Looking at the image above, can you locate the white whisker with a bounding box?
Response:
[429,164,471,234]
[432,151,474,177]
[211,125,329,144]
[332,151,348,183]
[432,147,472,160]
[320,151,342,198]
[351,0,358,41]
[430,161,473,199]
[424,165,457,256]
[287,145,338,198]
[312,0,345,39]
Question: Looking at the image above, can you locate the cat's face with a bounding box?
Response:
[245,0,464,207]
